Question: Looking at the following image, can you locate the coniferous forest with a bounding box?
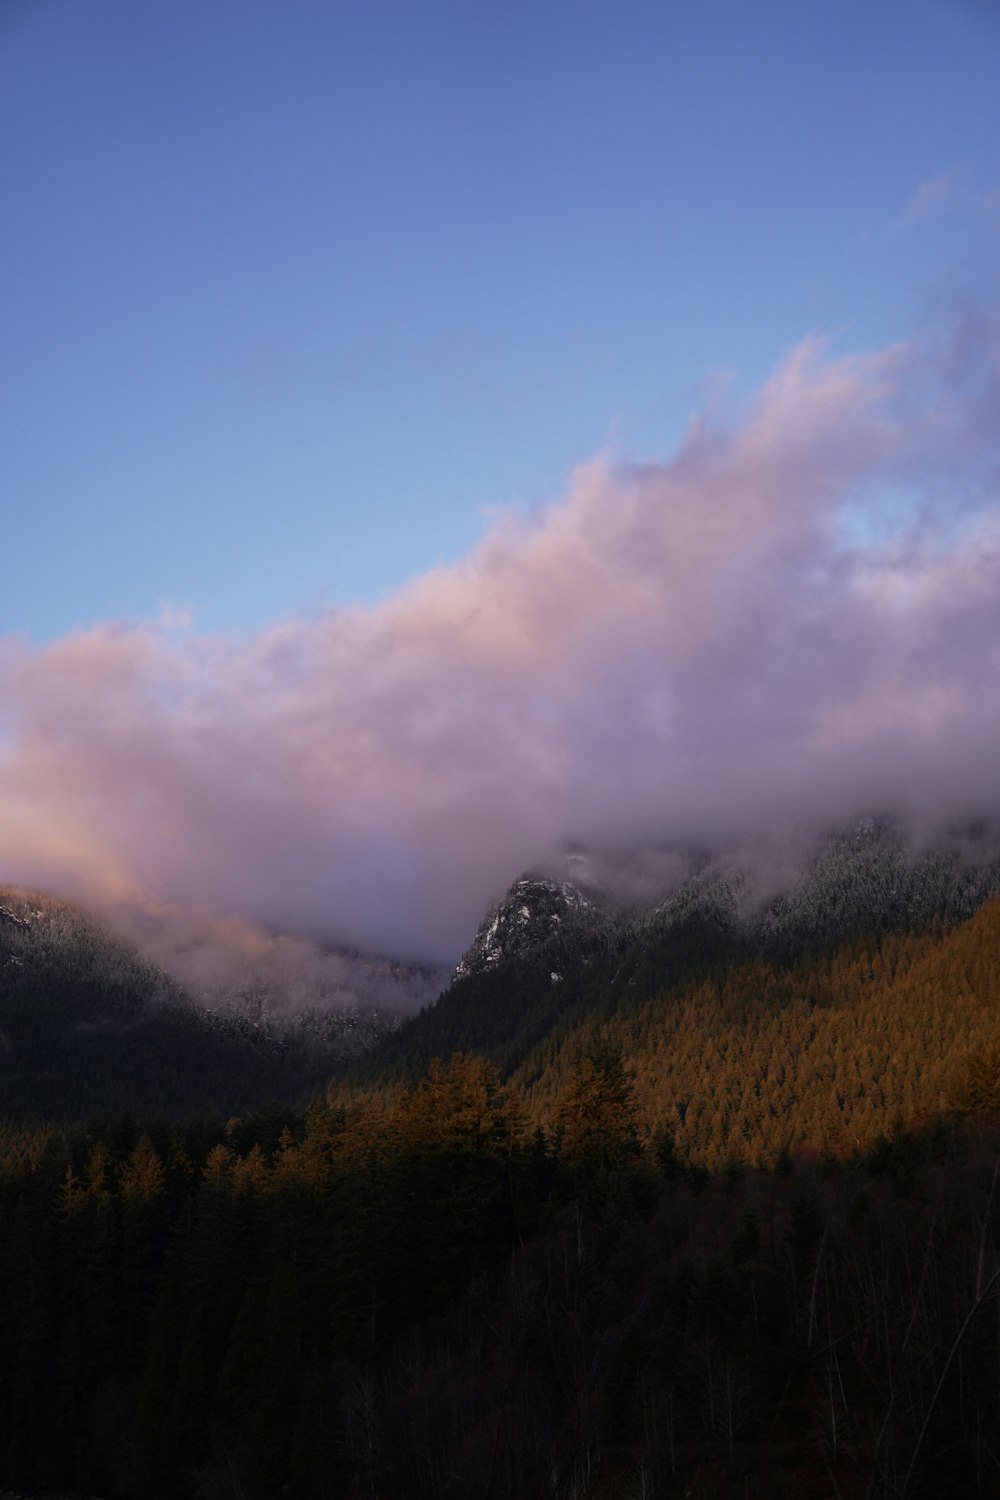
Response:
[2,845,1000,1499]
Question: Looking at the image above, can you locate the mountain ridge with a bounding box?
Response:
[0,886,399,1120]
[358,819,1000,1166]
[3,819,999,1133]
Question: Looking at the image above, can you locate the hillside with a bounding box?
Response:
[0,889,390,1121]
[361,823,1000,1164]
[4,822,998,1151]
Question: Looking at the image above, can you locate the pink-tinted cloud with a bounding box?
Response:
[2,315,999,962]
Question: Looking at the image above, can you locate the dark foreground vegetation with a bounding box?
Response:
[4,1059,1000,1499]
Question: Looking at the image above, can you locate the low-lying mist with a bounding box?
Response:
[99,896,447,1017]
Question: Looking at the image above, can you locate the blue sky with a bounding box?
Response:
[3,0,999,644]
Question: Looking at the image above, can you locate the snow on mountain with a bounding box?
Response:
[453,876,595,981]
[450,820,1000,991]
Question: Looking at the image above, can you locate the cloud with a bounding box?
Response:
[99,895,445,1016]
[896,166,1000,230]
[1,312,999,965]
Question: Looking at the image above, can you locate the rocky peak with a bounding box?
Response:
[453,876,594,982]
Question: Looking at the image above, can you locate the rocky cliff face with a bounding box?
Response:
[453,876,596,982]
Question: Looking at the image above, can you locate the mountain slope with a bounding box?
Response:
[0,889,390,1121]
[452,874,598,980]
[360,823,1000,1163]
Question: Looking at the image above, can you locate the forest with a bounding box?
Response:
[2,861,1000,1497]
[3,1060,1000,1498]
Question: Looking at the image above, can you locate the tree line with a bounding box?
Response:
[3,1051,1000,1497]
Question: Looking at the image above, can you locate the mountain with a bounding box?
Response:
[4,818,999,1141]
[0,888,400,1121]
[362,820,1000,1164]
[452,873,599,980]
[449,818,1000,982]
